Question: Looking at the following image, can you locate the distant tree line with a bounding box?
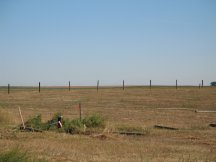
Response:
[210,82,216,86]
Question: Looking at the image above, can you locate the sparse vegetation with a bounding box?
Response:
[82,114,105,128]
[24,114,47,130]
[63,118,84,134]
[62,114,105,134]
[0,148,46,162]
[0,86,216,161]
[23,113,105,134]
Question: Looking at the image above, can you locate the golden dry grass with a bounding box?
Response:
[0,109,15,125]
[0,86,216,161]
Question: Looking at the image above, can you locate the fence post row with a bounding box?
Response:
[4,80,210,94]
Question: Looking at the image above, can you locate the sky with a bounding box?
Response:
[0,0,216,86]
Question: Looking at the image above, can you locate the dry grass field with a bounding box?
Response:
[0,86,216,161]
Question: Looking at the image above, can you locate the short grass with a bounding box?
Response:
[0,109,15,124]
[0,86,216,161]
[0,148,47,162]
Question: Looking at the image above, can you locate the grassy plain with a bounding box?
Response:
[0,86,216,161]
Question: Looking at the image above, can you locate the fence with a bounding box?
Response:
[2,80,209,94]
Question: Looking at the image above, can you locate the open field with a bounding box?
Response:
[0,86,216,161]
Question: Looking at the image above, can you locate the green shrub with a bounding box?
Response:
[64,119,84,134]
[46,113,63,130]
[63,114,105,134]
[24,114,50,130]
[82,114,105,128]
[51,112,62,121]
[24,113,64,131]
[25,114,42,129]
[22,113,105,134]
[71,118,84,128]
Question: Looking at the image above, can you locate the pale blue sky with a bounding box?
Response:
[0,0,216,86]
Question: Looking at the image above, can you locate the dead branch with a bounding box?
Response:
[154,125,178,130]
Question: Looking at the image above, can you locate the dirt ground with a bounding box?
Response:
[0,86,216,161]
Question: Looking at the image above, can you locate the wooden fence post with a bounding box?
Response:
[69,81,70,91]
[18,106,25,129]
[176,80,178,89]
[97,80,99,92]
[39,82,40,93]
[123,80,125,90]
[150,80,152,90]
[79,103,82,121]
[8,84,10,94]
[202,80,203,88]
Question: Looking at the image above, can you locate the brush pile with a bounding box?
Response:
[20,113,105,134]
